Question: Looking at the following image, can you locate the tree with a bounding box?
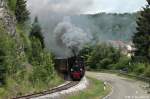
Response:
[30,17,45,48]
[0,27,8,85]
[85,43,121,70]
[147,0,150,5]
[0,49,6,85]
[132,2,150,63]
[15,0,29,23]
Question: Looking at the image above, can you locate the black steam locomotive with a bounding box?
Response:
[55,56,85,80]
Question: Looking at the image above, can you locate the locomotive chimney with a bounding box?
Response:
[70,46,78,57]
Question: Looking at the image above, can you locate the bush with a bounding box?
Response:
[28,37,55,85]
[82,43,121,70]
[0,25,22,85]
[133,63,146,74]
[113,56,130,70]
[144,65,150,77]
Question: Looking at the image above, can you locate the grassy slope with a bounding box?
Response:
[0,74,64,99]
[67,77,111,99]
[0,23,64,99]
[0,4,64,97]
[5,0,65,97]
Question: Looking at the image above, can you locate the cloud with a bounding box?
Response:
[85,0,147,14]
[27,0,147,15]
[27,0,93,15]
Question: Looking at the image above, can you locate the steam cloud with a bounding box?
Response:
[53,17,93,57]
[27,0,141,58]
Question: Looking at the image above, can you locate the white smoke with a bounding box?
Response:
[53,17,93,57]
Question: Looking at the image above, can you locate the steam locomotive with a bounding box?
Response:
[55,56,85,80]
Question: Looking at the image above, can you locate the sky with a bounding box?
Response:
[86,0,147,14]
[27,0,147,14]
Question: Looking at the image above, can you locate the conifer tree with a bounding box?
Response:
[0,50,6,85]
[30,17,45,48]
[15,0,29,23]
[147,0,150,5]
[132,1,150,63]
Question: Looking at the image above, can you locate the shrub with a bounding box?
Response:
[82,43,121,70]
[144,65,150,77]
[133,63,146,74]
[113,56,130,70]
[28,37,55,85]
[0,24,26,85]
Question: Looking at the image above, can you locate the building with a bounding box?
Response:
[108,40,135,57]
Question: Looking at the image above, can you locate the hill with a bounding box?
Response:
[70,13,138,42]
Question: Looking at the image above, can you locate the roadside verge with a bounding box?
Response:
[66,76,111,99]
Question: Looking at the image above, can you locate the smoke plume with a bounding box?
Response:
[53,17,93,57]
[27,0,139,58]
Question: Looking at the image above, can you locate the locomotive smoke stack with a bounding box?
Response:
[54,16,93,58]
[70,47,78,57]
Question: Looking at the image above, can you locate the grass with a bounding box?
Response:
[0,75,64,99]
[66,77,111,99]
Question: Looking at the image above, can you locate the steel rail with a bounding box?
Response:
[12,81,79,99]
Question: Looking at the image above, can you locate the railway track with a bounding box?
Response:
[12,81,79,99]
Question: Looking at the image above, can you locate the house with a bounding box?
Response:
[108,40,135,57]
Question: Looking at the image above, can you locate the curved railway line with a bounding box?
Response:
[12,81,79,99]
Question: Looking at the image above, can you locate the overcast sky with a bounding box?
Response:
[27,0,147,14]
[86,0,147,14]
